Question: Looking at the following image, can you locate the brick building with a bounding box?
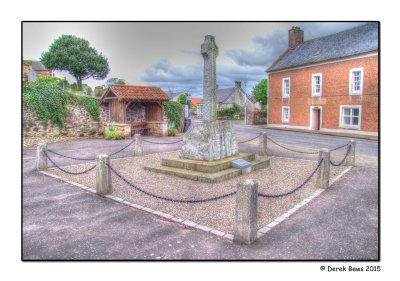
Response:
[267,23,378,136]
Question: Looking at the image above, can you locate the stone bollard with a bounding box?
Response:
[345,139,356,167]
[133,134,143,156]
[234,179,258,244]
[259,132,267,156]
[96,154,112,195]
[317,148,330,189]
[36,143,48,171]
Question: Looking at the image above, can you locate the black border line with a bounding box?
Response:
[21,20,380,262]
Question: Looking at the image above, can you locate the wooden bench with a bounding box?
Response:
[130,122,149,136]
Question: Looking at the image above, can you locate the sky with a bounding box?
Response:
[23,22,366,98]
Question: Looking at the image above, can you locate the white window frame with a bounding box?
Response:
[339,105,362,130]
[282,78,290,98]
[349,67,364,95]
[282,106,290,123]
[311,73,322,96]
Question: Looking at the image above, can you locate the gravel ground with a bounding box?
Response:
[46,144,348,234]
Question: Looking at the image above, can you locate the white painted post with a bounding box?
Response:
[133,134,143,156]
[96,154,112,195]
[234,179,258,244]
[317,148,330,189]
[259,132,267,156]
[36,143,48,171]
[345,139,356,166]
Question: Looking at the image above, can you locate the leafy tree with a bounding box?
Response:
[164,101,183,128]
[251,79,268,110]
[104,77,126,88]
[177,93,188,105]
[41,35,110,91]
[94,86,106,98]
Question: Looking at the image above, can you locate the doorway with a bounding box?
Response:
[310,107,322,130]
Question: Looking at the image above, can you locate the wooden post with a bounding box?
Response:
[345,139,356,166]
[234,179,258,244]
[133,134,143,156]
[36,143,48,171]
[317,148,330,189]
[96,154,112,195]
[259,132,267,156]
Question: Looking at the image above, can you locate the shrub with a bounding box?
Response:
[217,104,242,119]
[164,101,183,128]
[105,130,125,140]
[23,79,100,127]
[107,123,116,132]
[167,122,178,136]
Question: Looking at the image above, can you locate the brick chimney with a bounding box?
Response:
[235,81,242,88]
[288,26,304,49]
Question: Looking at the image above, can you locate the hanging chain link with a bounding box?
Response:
[259,159,323,198]
[142,138,183,145]
[266,136,320,155]
[46,138,136,161]
[329,145,351,166]
[44,151,96,175]
[238,133,262,144]
[107,163,236,203]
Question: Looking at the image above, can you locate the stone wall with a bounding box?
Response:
[126,103,146,122]
[23,102,105,137]
[146,121,168,137]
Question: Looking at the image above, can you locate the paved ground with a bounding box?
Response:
[22,132,379,260]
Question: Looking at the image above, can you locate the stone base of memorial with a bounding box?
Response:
[180,120,239,161]
[145,152,270,183]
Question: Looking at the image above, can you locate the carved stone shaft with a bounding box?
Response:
[201,35,219,122]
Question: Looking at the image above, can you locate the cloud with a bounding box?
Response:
[141,23,368,97]
[141,59,266,97]
[225,22,366,69]
[225,30,288,68]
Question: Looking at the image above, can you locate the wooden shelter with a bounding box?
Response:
[100,85,170,136]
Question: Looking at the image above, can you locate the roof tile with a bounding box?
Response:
[106,85,170,101]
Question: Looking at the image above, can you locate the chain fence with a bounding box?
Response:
[258,159,323,198]
[46,138,136,161]
[238,133,262,144]
[266,136,320,155]
[329,144,351,166]
[44,150,96,175]
[107,163,236,203]
[142,138,183,145]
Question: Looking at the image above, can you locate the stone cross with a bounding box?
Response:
[201,35,219,122]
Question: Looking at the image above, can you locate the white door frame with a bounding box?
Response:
[309,106,323,130]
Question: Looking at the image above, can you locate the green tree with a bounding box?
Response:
[104,77,126,88]
[41,35,110,91]
[251,79,268,110]
[94,86,106,98]
[177,93,188,105]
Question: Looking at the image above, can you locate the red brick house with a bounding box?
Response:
[267,23,378,136]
